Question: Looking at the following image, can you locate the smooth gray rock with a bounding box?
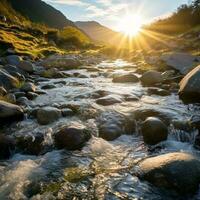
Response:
[161,52,200,75]
[96,95,123,106]
[0,100,24,122]
[141,117,168,145]
[97,111,135,141]
[37,107,61,125]
[54,122,91,150]
[6,55,22,66]
[18,60,34,73]
[179,65,200,103]
[21,82,36,92]
[112,73,139,83]
[0,69,19,90]
[140,70,163,86]
[136,152,200,194]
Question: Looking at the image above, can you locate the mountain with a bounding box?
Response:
[7,0,75,29]
[75,21,123,45]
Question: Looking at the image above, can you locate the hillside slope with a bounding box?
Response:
[7,0,75,29]
[75,21,123,45]
[0,0,91,58]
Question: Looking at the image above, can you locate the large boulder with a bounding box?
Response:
[0,135,15,159]
[161,52,200,75]
[0,69,19,90]
[112,73,139,83]
[18,60,34,73]
[97,111,135,141]
[179,65,200,103]
[37,107,61,125]
[141,117,168,145]
[140,70,163,86]
[0,100,24,123]
[136,152,200,194]
[54,122,91,150]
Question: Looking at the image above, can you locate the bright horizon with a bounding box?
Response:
[43,0,189,32]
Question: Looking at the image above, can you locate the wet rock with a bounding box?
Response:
[18,60,34,73]
[6,55,22,66]
[16,97,29,105]
[27,92,39,100]
[54,122,91,150]
[35,90,47,95]
[123,94,139,101]
[0,135,15,159]
[0,69,19,90]
[161,70,175,79]
[37,107,61,125]
[14,91,26,98]
[91,90,110,99]
[147,87,170,96]
[16,134,46,155]
[97,111,135,141]
[0,100,24,123]
[96,95,123,106]
[179,65,200,103]
[62,108,74,117]
[140,70,163,86]
[21,82,36,93]
[133,108,174,125]
[136,152,200,194]
[0,86,7,96]
[3,64,27,78]
[141,117,168,145]
[41,84,56,90]
[161,52,200,75]
[112,73,139,83]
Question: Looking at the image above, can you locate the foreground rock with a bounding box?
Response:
[0,135,15,159]
[140,70,163,86]
[141,117,168,145]
[97,111,135,141]
[179,65,200,103]
[54,123,91,150]
[136,152,200,194]
[0,100,24,123]
[161,52,200,75]
[37,107,61,125]
[112,73,139,83]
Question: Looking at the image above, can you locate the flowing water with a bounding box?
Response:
[1,59,200,200]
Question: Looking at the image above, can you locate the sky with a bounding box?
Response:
[43,0,190,31]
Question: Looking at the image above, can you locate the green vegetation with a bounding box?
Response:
[145,0,200,34]
[0,0,92,58]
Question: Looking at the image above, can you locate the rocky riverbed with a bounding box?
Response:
[0,53,200,199]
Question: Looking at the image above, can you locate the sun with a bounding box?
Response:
[118,14,143,37]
